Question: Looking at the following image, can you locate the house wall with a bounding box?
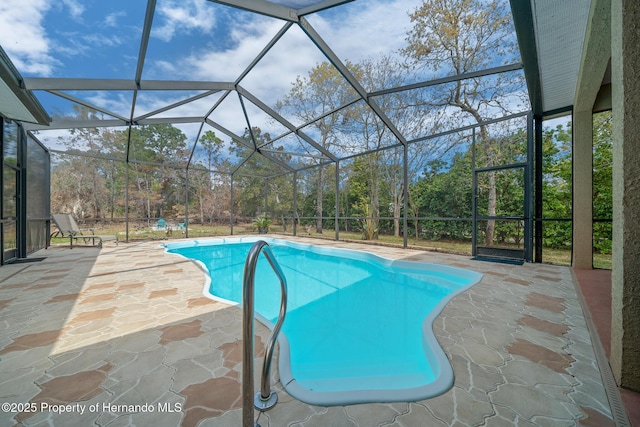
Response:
[610,0,640,392]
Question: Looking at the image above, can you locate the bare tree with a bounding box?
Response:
[402,0,525,245]
[277,61,358,233]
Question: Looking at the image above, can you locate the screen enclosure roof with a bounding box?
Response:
[0,0,584,177]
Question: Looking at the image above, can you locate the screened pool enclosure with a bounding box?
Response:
[2,0,596,265]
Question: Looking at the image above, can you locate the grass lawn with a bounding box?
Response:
[48,221,611,269]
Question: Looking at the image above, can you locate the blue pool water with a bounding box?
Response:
[165,237,482,405]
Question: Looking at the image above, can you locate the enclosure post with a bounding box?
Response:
[230,175,234,235]
[124,126,133,242]
[524,112,534,262]
[293,171,297,236]
[471,127,477,256]
[17,126,27,259]
[335,160,340,241]
[403,144,409,249]
[125,161,129,242]
[264,178,269,220]
[534,114,543,262]
[185,167,189,239]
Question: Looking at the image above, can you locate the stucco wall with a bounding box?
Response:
[611,0,640,392]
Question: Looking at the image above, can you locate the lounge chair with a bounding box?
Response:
[157,218,167,230]
[50,214,118,248]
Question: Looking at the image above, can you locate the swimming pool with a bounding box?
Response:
[165,237,482,405]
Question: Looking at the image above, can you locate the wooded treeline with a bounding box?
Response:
[49,112,612,254]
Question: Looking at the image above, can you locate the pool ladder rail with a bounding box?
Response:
[242,240,288,427]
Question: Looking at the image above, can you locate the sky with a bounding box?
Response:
[0,1,416,109]
[0,0,528,161]
[0,0,428,154]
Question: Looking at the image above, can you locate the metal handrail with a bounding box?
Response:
[242,240,288,427]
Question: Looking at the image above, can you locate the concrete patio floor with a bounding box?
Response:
[0,237,623,426]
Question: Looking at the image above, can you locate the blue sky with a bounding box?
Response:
[0,0,416,82]
[0,0,528,162]
[0,0,426,152]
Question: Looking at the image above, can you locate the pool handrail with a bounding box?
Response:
[242,240,288,427]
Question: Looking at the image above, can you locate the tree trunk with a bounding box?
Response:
[393,185,402,238]
[92,169,100,218]
[110,173,115,221]
[316,165,323,233]
[486,169,497,246]
[473,122,496,247]
[199,189,205,224]
[371,160,380,240]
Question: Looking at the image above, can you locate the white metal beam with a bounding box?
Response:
[23,119,128,130]
[134,91,218,122]
[207,0,298,21]
[48,90,129,122]
[136,0,156,85]
[298,0,354,16]
[24,78,232,91]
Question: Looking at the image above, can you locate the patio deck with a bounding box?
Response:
[0,237,627,426]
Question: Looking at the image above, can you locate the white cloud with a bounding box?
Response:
[142,0,419,135]
[160,0,414,86]
[0,0,57,76]
[105,11,127,28]
[153,0,217,42]
[169,19,325,100]
[61,0,85,19]
[85,92,135,119]
[148,1,416,124]
[82,33,126,48]
[308,0,416,63]
[5,0,427,144]
[236,24,327,98]
[0,0,89,77]
[149,19,316,135]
